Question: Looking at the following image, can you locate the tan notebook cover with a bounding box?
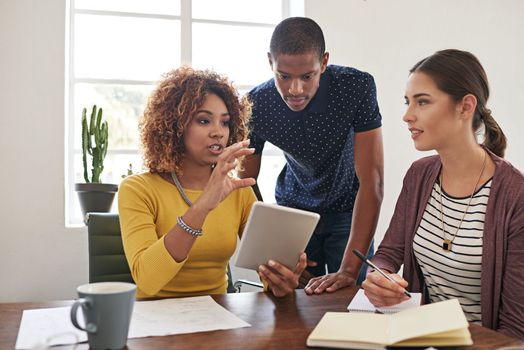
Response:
[307,298,472,349]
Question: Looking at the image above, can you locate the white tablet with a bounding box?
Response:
[235,202,320,271]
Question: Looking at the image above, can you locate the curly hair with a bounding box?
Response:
[140,66,252,173]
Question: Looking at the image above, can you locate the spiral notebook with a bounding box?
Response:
[347,289,422,314]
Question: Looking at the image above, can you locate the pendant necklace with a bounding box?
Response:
[171,171,192,206]
[438,150,486,252]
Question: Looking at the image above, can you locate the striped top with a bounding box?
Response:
[413,177,492,324]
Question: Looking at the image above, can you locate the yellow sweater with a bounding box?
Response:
[118,172,256,298]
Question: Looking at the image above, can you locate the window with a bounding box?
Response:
[67,0,303,225]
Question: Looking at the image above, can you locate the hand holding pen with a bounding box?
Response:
[353,249,412,307]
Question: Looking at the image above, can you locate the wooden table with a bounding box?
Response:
[1,287,522,349]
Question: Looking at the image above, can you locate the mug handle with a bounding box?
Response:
[70,298,98,333]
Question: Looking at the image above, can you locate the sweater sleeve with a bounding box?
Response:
[497,183,524,340]
[371,166,413,274]
[118,176,186,296]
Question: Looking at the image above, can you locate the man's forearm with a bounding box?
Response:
[339,182,383,277]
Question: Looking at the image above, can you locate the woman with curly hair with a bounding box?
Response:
[119,67,305,299]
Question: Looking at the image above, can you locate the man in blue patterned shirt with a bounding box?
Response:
[240,17,384,294]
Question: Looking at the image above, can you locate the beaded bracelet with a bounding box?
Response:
[176,216,203,237]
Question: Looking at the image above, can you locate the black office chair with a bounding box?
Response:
[86,213,259,292]
[86,213,134,283]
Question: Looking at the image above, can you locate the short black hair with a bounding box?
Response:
[269,17,325,60]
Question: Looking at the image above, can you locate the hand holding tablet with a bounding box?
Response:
[235,202,320,297]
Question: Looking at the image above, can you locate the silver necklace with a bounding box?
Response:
[171,171,192,206]
[438,150,487,251]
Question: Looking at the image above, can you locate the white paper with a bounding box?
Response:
[347,289,422,314]
[15,307,86,349]
[15,296,251,349]
[128,296,251,338]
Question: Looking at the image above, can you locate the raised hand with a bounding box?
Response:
[194,140,256,212]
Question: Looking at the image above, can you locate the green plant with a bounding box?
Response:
[81,105,109,183]
[121,163,135,179]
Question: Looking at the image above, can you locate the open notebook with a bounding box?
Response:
[347,289,422,314]
[308,298,472,349]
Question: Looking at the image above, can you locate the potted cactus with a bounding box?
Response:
[75,105,118,222]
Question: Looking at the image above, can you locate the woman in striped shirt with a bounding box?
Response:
[362,49,524,339]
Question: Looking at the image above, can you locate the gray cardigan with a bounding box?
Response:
[372,150,524,339]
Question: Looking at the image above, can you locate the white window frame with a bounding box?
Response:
[66,0,304,226]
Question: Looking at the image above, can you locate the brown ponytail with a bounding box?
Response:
[410,49,507,158]
[477,107,507,157]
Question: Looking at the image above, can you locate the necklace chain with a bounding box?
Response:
[438,150,487,251]
[171,171,192,207]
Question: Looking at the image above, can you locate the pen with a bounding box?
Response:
[352,249,412,298]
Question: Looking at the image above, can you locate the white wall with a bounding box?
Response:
[306,0,524,245]
[0,0,88,302]
[0,0,522,302]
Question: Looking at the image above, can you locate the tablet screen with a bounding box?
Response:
[235,202,320,270]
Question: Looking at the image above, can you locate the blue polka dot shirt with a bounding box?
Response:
[248,65,382,213]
